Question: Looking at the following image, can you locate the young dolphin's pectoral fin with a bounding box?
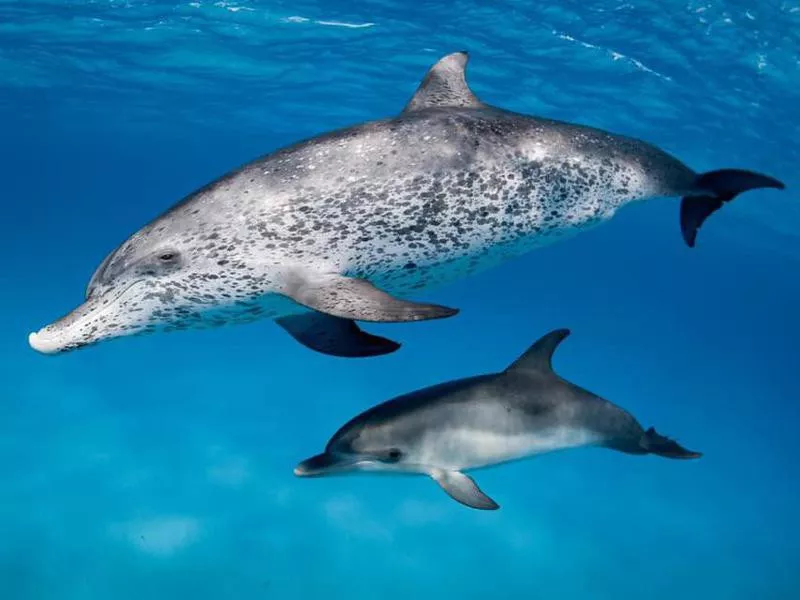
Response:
[430,469,499,510]
[505,328,571,375]
[283,272,459,323]
[276,312,401,358]
[680,169,785,247]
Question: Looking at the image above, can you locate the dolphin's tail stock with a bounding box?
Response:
[680,169,785,247]
[640,427,702,459]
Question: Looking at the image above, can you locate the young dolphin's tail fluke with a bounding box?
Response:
[641,427,702,459]
[680,169,785,247]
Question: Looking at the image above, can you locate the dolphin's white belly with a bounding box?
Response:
[412,424,602,471]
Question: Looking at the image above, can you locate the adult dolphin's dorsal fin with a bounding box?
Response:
[402,51,485,113]
[505,329,571,375]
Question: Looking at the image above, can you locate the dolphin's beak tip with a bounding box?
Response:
[28,330,59,355]
[28,331,41,351]
[293,465,305,477]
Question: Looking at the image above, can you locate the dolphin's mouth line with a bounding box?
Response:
[294,454,432,478]
[28,278,147,354]
[84,278,146,322]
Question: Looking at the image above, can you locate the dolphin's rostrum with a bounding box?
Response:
[29,52,784,356]
[295,329,701,510]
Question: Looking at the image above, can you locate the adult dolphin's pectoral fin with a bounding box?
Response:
[276,312,401,358]
[430,469,499,510]
[284,273,459,323]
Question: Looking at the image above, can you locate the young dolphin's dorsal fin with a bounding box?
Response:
[402,51,485,113]
[505,328,571,375]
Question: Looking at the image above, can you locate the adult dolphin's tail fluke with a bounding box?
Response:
[681,169,786,247]
[295,328,701,510]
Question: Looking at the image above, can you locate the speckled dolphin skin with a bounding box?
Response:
[29,52,784,356]
[295,329,701,510]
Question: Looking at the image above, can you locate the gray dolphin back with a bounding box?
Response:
[503,329,702,460]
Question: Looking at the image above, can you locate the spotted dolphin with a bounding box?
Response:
[295,329,701,510]
[29,52,784,356]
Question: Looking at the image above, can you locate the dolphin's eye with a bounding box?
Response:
[386,448,402,461]
[140,250,181,276]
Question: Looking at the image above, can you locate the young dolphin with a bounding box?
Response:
[295,329,701,510]
[29,52,784,356]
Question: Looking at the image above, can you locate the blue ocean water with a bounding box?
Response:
[1,0,799,597]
